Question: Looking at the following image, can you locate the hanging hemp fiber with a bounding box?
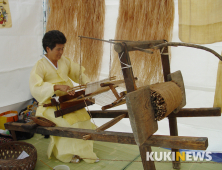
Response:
[111,0,174,87]
[46,0,105,81]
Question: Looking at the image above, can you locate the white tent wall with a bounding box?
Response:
[0,0,43,112]
[0,0,221,152]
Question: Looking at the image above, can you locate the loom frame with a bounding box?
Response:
[5,40,222,170]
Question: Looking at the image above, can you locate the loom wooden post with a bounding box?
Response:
[117,43,156,170]
[160,46,180,169]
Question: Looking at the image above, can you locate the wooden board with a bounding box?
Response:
[5,122,208,150]
[125,86,158,146]
[167,70,186,113]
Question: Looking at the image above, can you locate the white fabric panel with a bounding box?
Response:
[0,67,32,107]
[0,0,43,107]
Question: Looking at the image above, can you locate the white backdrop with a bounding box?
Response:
[0,0,221,152]
[0,0,43,108]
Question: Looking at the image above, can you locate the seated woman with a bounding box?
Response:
[29,30,98,163]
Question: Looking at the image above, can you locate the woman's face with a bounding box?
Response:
[46,44,64,62]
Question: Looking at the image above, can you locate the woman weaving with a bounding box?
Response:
[29,30,98,163]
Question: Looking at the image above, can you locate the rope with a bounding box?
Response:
[122,154,141,170]
[39,159,53,169]
[109,39,112,80]
[83,98,97,128]
[118,52,132,69]
[79,37,82,87]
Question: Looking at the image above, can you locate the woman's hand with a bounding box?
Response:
[54,85,75,96]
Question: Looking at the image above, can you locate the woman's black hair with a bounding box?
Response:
[42,30,67,52]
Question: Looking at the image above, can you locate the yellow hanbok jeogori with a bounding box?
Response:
[29,55,97,163]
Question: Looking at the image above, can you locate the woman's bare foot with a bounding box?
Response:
[70,155,81,163]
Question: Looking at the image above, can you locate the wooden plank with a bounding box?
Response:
[126,86,158,146]
[4,122,208,150]
[167,70,186,113]
[43,90,86,107]
[59,90,85,103]
[60,99,88,109]
[96,114,127,132]
[54,99,94,117]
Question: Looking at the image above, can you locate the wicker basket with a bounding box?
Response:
[0,141,37,170]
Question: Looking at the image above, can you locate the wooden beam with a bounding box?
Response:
[140,145,156,170]
[161,46,180,169]
[114,40,166,53]
[169,107,221,117]
[117,43,137,92]
[89,107,221,118]
[96,114,127,132]
[117,43,154,170]
[4,122,208,150]
[89,110,129,118]
[54,99,94,117]
[144,135,208,150]
[168,117,180,169]
[101,99,126,111]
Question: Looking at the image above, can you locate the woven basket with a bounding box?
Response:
[0,141,37,170]
[31,116,56,127]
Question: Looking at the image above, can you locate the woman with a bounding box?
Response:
[29,30,98,163]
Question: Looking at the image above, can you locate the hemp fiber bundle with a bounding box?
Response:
[111,0,174,87]
[179,0,222,44]
[150,81,183,120]
[46,0,105,81]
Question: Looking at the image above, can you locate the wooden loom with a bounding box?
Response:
[5,39,222,170]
